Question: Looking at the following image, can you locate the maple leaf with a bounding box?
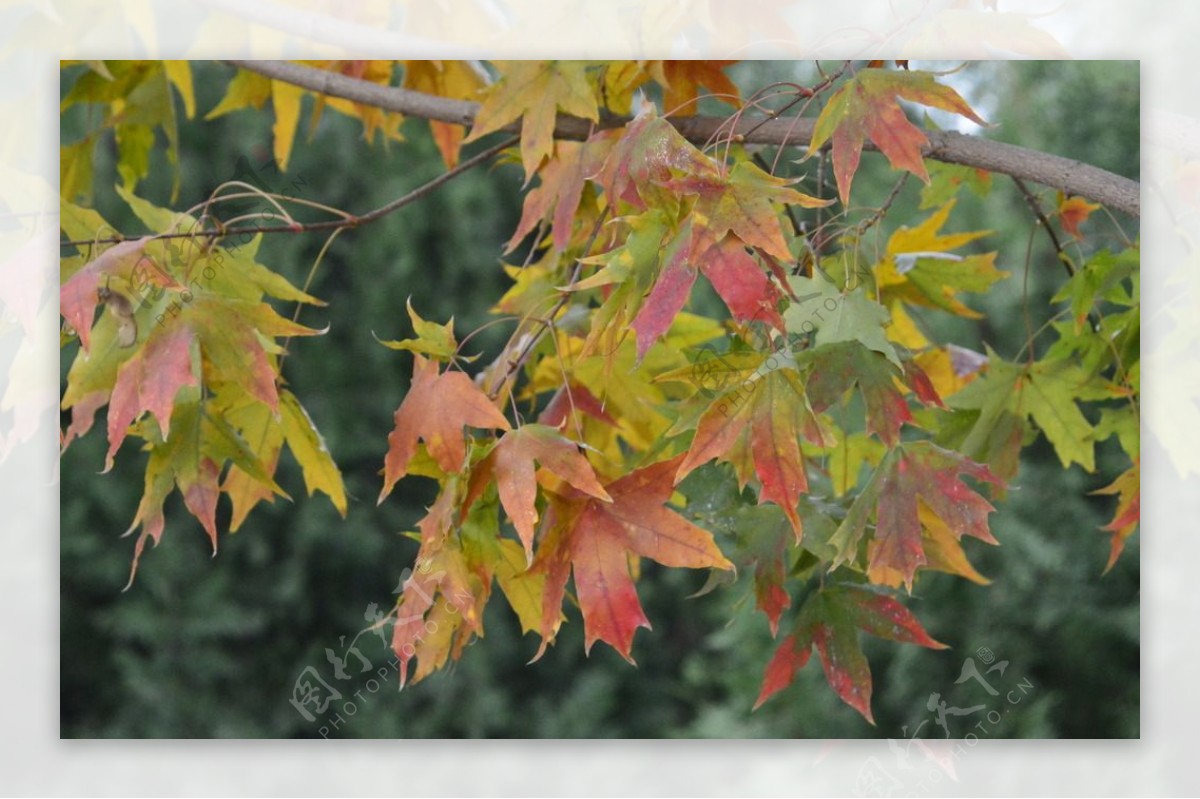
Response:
[658,60,741,115]
[754,585,947,722]
[506,134,616,253]
[537,456,733,661]
[829,441,1003,590]
[1058,195,1101,240]
[598,61,658,116]
[597,112,721,210]
[320,61,407,144]
[809,69,986,203]
[695,232,788,330]
[1092,461,1139,573]
[278,389,348,516]
[665,159,829,261]
[944,350,1099,473]
[675,362,828,538]
[307,61,408,164]
[588,123,827,358]
[745,511,795,637]
[919,161,993,210]
[269,78,304,171]
[867,504,991,588]
[622,222,790,360]
[220,396,286,531]
[465,61,600,182]
[121,399,280,587]
[785,272,900,367]
[491,537,554,636]
[184,295,321,411]
[574,212,710,361]
[375,299,462,362]
[402,60,484,168]
[878,201,1005,320]
[104,323,198,469]
[1050,247,1140,336]
[470,423,612,563]
[379,355,511,501]
[629,222,697,359]
[392,536,480,687]
[59,236,178,353]
[801,341,937,447]
[205,68,271,121]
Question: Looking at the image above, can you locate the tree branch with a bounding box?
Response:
[228,59,1141,218]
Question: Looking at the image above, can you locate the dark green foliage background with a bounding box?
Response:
[60,61,1139,738]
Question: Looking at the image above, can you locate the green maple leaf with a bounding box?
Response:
[945,350,1099,473]
[786,272,899,367]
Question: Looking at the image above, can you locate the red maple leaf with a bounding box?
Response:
[536,456,733,661]
[754,585,947,723]
[810,69,986,203]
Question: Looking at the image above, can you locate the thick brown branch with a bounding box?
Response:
[228,59,1141,218]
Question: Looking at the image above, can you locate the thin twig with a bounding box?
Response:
[61,136,518,248]
[853,173,910,238]
[487,209,610,402]
[1011,175,1102,333]
[1011,176,1073,278]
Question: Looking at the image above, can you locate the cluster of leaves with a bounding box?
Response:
[59,60,1139,723]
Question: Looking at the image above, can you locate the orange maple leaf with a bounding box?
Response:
[659,60,741,115]
[1058,194,1101,240]
[379,355,510,501]
[470,423,612,563]
[402,60,485,169]
[675,364,828,538]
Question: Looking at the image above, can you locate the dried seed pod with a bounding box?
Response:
[98,281,137,348]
